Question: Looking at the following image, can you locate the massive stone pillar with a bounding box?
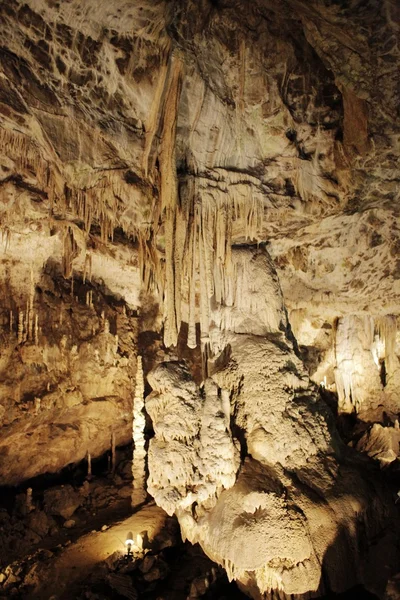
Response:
[146,247,398,599]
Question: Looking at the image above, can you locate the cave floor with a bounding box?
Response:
[29,503,168,600]
[1,501,171,599]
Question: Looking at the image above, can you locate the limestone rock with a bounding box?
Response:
[386,573,400,600]
[356,424,400,466]
[107,573,138,600]
[0,270,138,484]
[146,247,397,598]
[0,0,399,598]
[63,519,76,529]
[27,511,51,538]
[43,485,82,520]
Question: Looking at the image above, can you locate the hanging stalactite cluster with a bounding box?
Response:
[165,177,265,349]
[334,313,399,415]
[0,127,155,281]
[151,53,266,349]
[1,46,267,352]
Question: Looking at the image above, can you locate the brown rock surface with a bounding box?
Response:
[0,0,399,598]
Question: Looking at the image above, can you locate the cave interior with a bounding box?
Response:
[0,0,400,599]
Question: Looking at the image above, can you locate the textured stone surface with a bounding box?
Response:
[0,264,138,484]
[0,0,399,598]
[43,485,82,520]
[146,247,398,598]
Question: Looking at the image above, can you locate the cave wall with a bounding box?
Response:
[0,262,138,484]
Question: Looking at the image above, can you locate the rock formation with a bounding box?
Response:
[0,0,399,598]
[146,247,398,598]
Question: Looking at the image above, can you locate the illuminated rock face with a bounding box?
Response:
[0,266,139,485]
[0,0,399,597]
[146,248,397,598]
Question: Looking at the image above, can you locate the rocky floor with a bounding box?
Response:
[0,490,247,600]
[0,448,248,600]
[0,448,135,568]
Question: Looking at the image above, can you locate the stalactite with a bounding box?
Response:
[34,314,39,345]
[335,314,382,414]
[2,98,269,357]
[26,270,34,342]
[24,299,29,342]
[187,209,197,349]
[198,206,210,343]
[173,187,191,332]
[159,54,183,348]
[2,227,11,253]
[375,315,397,358]
[83,252,92,284]
[104,318,110,334]
[1,129,155,288]
[155,170,266,349]
[131,355,147,506]
[142,58,170,177]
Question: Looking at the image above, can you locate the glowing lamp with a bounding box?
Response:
[125,531,134,557]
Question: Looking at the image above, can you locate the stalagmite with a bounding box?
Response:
[131,355,147,506]
[86,452,92,480]
[26,488,34,513]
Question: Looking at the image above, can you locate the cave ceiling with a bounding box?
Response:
[0,0,398,328]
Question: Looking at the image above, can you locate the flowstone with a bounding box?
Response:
[146,247,398,599]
